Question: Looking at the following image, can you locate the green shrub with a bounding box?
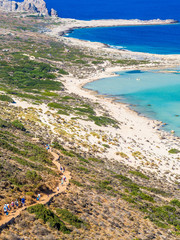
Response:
[58,69,69,75]
[88,157,103,163]
[75,106,95,115]
[52,142,65,151]
[12,120,26,131]
[145,187,169,196]
[147,205,180,230]
[129,170,149,180]
[114,174,154,202]
[102,144,110,148]
[70,179,83,187]
[0,138,21,154]
[121,194,136,203]
[78,167,89,173]
[26,170,42,182]
[0,118,11,128]
[131,191,154,202]
[88,115,118,127]
[99,180,112,191]
[57,110,70,116]
[61,96,75,100]
[56,209,84,228]
[78,157,89,163]
[170,199,180,208]
[12,156,56,175]
[168,149,180,154]
[27,204,71,233]
[41,91,59,97]
[0,94,14,103]
[0,58,63,91]
[48,102,71,110]
[61,150,76,157]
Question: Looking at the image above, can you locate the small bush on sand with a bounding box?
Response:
[168,149,180,154]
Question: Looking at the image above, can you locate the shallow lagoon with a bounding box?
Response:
[84,70,180,136]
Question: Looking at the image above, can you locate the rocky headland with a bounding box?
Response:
[0,0,57,16]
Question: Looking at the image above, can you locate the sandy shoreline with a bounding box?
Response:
[58,63,179,179]
[37,18,180,182]
[49,18,178,36]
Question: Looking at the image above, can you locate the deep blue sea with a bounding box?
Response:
[67,24,180,54]
[46,0,180,21]
[45,0,180,54]
[44,0,180,136]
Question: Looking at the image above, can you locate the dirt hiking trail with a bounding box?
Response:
[0,150,71,231]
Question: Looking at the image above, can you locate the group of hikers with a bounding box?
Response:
[60,175,67,186]
[3,197,25,216]
[3,193,42,216]
[3,144,67,217]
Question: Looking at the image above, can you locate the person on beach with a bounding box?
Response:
[21,197,25,207]
[15,199,19,208]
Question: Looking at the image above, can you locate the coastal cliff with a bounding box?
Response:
[0,0,58,16]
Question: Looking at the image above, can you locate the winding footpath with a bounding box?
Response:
[0,150,71,232]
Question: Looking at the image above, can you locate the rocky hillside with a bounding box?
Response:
[0,0,57,17]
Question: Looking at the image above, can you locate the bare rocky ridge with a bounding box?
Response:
[0,0,57,16]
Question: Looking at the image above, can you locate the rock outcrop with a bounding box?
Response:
[0,0,57,16]
[50,8,58,18]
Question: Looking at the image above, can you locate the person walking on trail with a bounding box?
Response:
[15,199,19,208]
[37,193,41,201]
[21,197,25,207]
[61,177,64,185]
[57,186,59,191]
[60,166,63,172]
[63,175,66,182]
[63,167,65,172]
[7,204,10,211]
[46,144,50,151]
[11,201,14,209]
[4,204,8,215]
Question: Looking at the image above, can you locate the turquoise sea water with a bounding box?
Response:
[84,70,180,136]
[44,0,180,135]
